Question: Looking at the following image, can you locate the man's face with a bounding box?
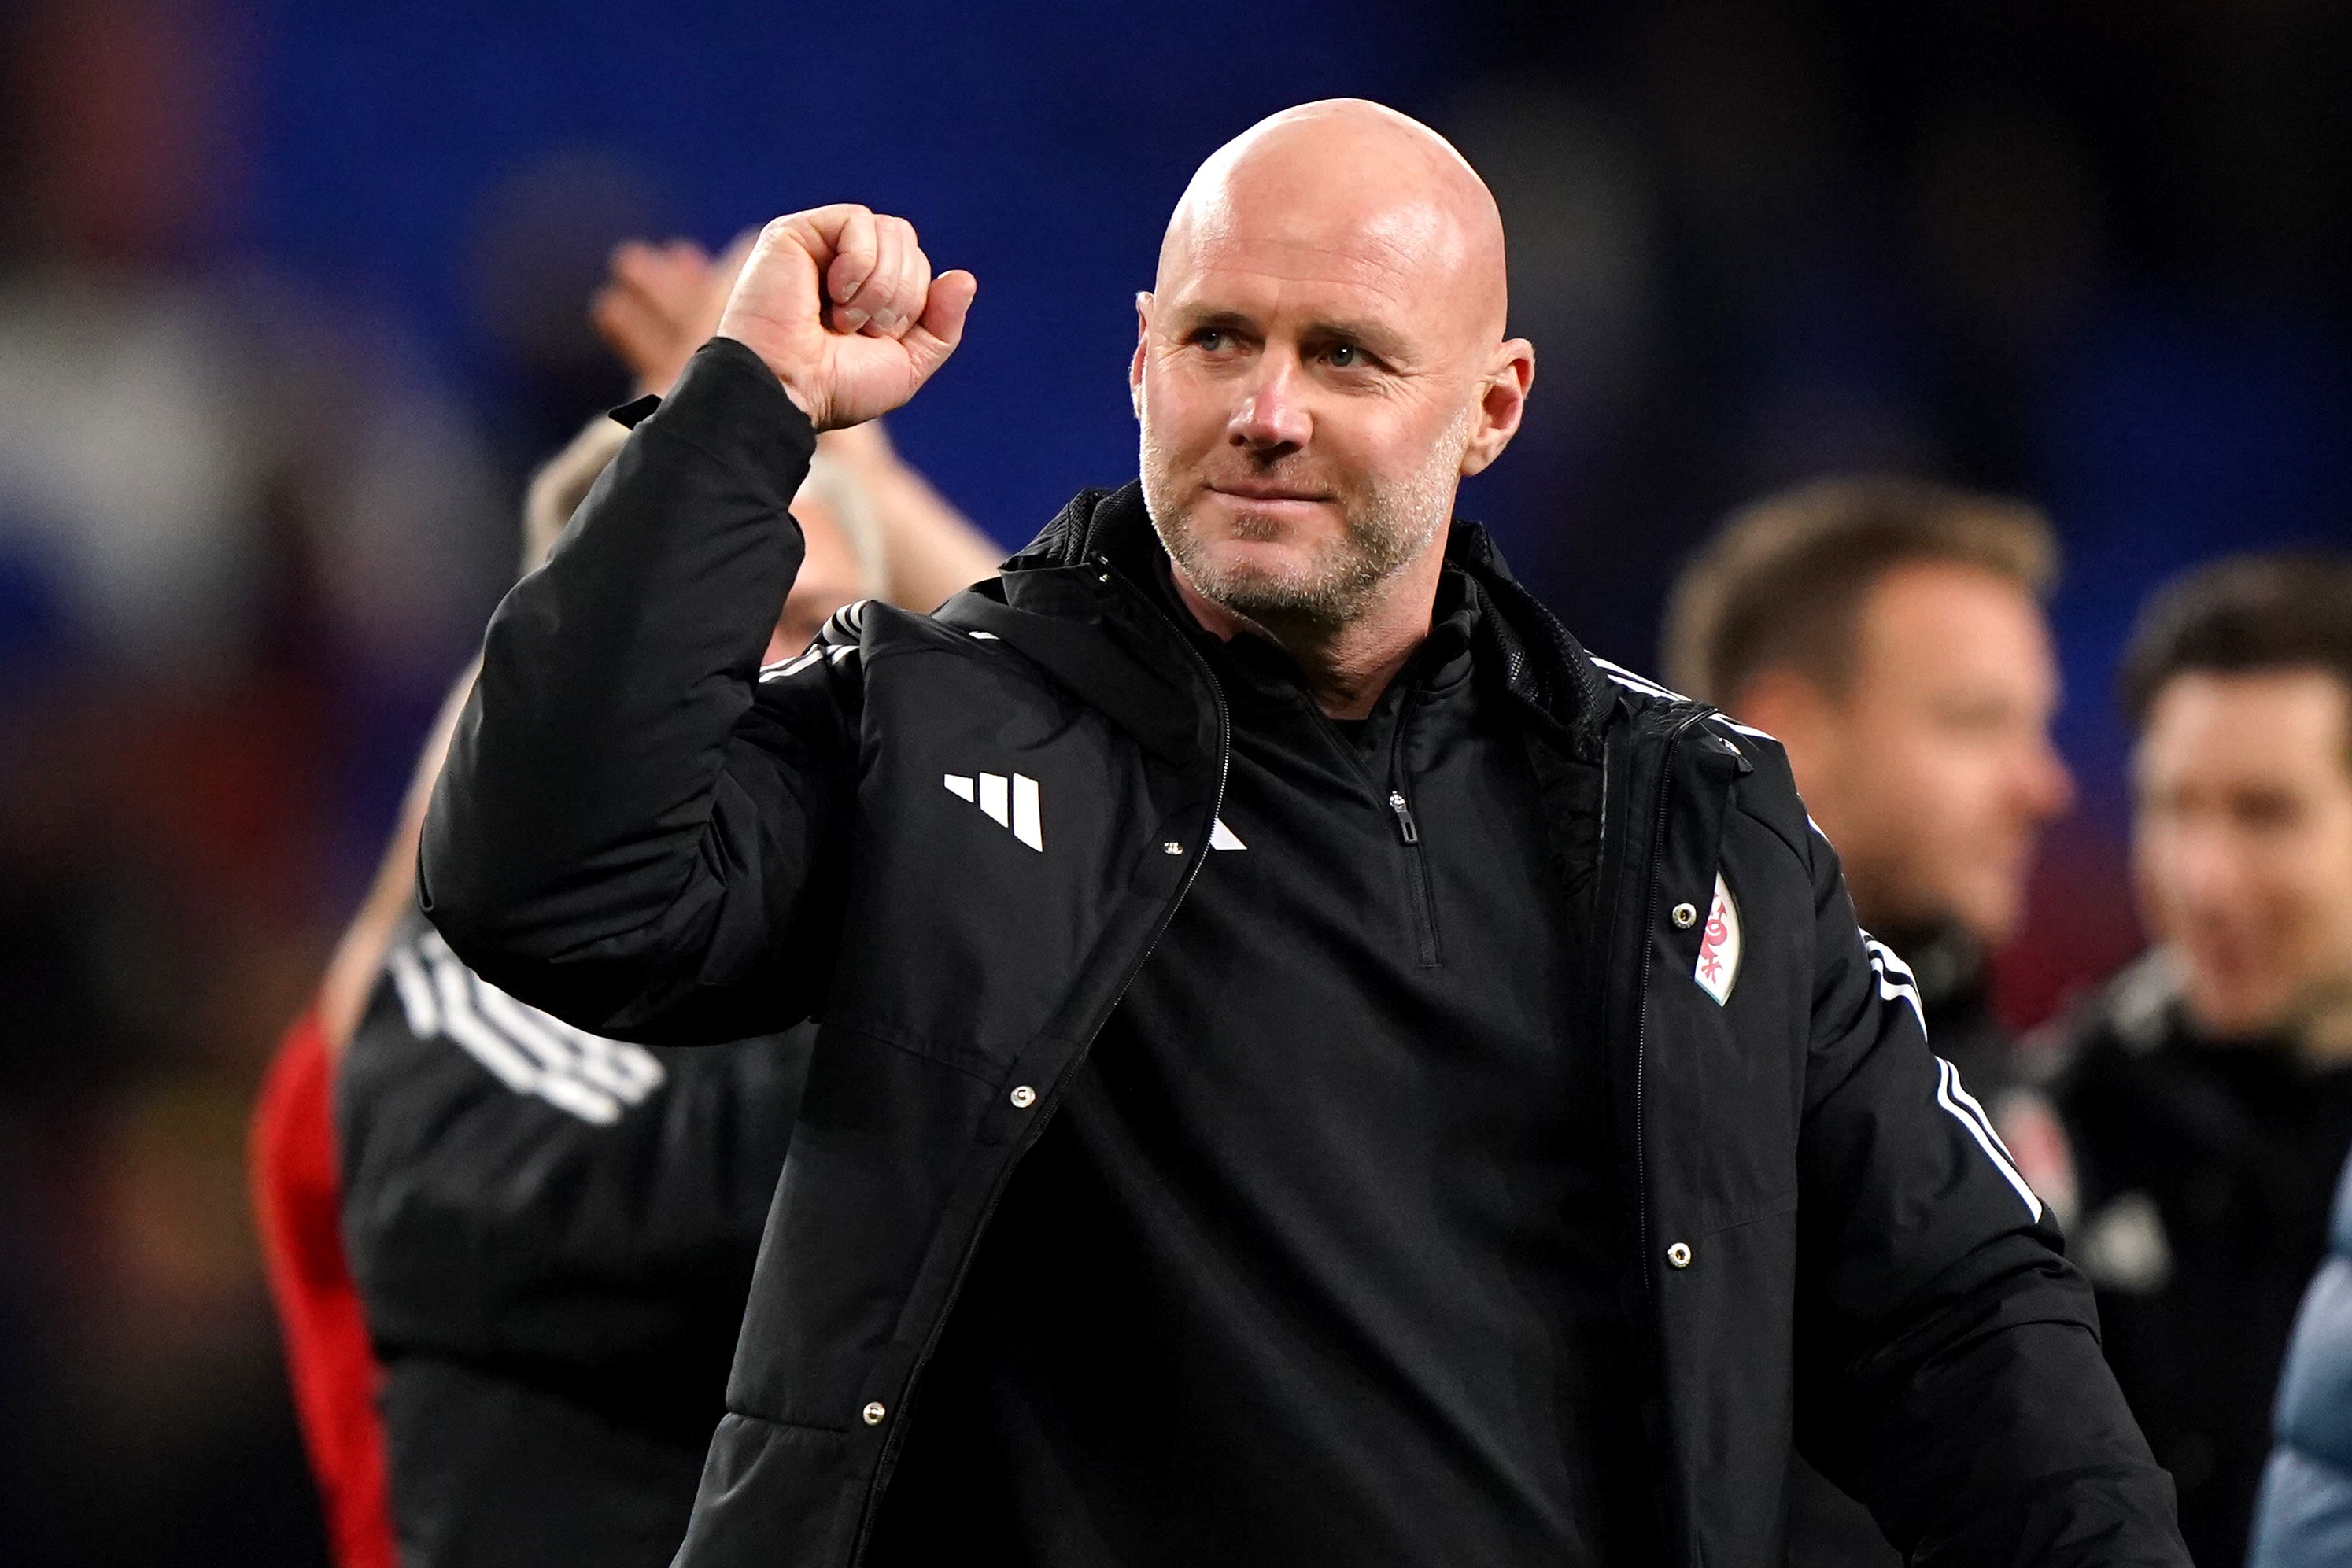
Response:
[2133,669,2352,1039]
[767,495,866,663]
[1768,563,2073,944]
[1131,160,1522,629]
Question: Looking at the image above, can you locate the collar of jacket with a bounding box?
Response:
[984,480,1619,762]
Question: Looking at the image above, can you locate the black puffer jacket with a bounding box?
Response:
[422,338,2186,1567]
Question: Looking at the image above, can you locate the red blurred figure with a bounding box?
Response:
[251,1010,395,1568]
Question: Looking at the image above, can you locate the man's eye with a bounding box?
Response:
[1327,344,1361,367]
[1192,329,1228,351]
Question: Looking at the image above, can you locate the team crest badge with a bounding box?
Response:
[1693,873,1741,1005]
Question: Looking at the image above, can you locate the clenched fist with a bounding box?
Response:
[714,205,977,431]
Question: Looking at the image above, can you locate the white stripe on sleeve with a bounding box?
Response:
[1937,1057,2044,1221]
[386,943,441,1036]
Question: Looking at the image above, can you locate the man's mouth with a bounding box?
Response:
[1207,481,1331,504]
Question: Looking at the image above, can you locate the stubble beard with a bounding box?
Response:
[1140,406,1473,635]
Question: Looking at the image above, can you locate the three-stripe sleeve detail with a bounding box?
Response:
[1865,935,1927,1035]
[397,932,666,1124]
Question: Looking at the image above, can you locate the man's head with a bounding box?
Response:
[1664,477,2071,945]
[2122,553,2352,1042]
[1132,100,1534,636]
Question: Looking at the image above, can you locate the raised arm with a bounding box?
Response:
[419,207,975,1045]
[1789,821,2189,1564]
[597,227,999,614]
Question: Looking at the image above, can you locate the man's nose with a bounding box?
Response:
[1228,354,1311,452]
[2162,818,2247,917]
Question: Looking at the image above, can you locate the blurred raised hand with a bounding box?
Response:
[587,215,998,603]
[592,231,758,399]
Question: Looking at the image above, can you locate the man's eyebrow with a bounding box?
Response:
[1169,306,1259,334]
[1169,304,1412,360]
[1298,316,1411,359]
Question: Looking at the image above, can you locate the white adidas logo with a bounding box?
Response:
[945,772,1044,851]
[943,771,1247,857]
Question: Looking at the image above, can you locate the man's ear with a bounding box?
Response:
[1129,292,1153,422]
[1460,338,1536,477]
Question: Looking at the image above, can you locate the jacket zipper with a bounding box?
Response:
[1630,710,1708,1293]
[1311,689,1442,965]
[1383,690,1441,965]
[848,555,1232,1567]
[1386,791,1419,841]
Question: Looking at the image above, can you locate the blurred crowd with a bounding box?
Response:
[0,0,2346,1563]
[0,2,507,1561]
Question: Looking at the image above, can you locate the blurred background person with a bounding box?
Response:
[0,3,511,1559]
[2040,552,2352,1568]
[253,234,998,1568]
[1662,474,2077,1566]
[1664,476,2074,1094]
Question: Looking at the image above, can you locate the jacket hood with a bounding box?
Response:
[1002,481,1619,754]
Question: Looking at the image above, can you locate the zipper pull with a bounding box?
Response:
[1386,790,1420,844]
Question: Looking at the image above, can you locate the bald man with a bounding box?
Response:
[422,103,2186,1566]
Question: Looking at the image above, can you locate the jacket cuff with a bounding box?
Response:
[630,336,818,498]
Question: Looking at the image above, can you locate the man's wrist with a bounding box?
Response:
[712,327,822,423]
[643,338,818,490]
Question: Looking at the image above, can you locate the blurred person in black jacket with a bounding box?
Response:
[2039,552,2352,1568]
[1663,475,2078,1566]
[253,233,999,1568]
